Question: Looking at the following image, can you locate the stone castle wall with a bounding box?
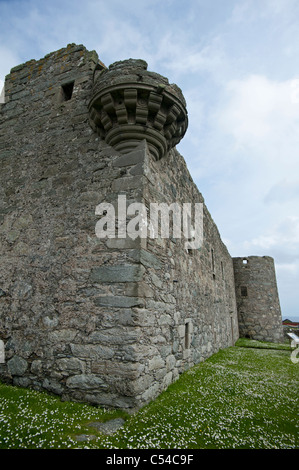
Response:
[233,256,283,343]
[0,44,282,410]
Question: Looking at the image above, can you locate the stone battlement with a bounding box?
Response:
[89,58,188,159]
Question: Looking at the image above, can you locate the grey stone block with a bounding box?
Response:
[66,374,108,390]
[90,264,145,283]
[113,146,146,167]
[7,356,28,376]
[94,296,144,308]
[112,175,143,191]
[129,249,162,269]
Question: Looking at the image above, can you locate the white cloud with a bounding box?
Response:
[243,216,299,261]
[217,75,299,158]
[0,82,4,104]
[156,34,225,78]
[264,179,299,204]
[210,74,299,232]
[0,45,21,80]
[276,263,298,275]
[241,215,299,318]
[0,45,22,102]
[231,0,299,24]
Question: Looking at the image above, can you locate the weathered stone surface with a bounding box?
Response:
[94,296,144,308]
[90,264,145,283]
[0,44,283,412]
[7,356,28,376]
[0,340,5,363]
[113,144,146,167]
[70,343,114,360]
[66,374,108,390]
[55,357,85,374]
[31,360,43,375]
[49,329,77,343]
[130,249,163,269]
[233,256,283,342]
[112,175,144,191]
[148,356,165,371]
[42,378,64,395]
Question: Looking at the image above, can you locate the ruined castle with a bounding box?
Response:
[0,44,283,410]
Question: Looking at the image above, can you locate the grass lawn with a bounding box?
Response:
[0,339,298,449]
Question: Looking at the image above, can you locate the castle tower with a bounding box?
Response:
[233,256,283,342]
[0,43,243,410]
[88,58,188,160]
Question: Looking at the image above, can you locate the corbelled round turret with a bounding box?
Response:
[88,59,188,160]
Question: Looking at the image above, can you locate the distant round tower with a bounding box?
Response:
[233,256,283,343]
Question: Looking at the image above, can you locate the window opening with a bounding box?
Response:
[211,248,215,272]
[221,261,224,279]
[185,322,191,349]
[241,286,248,297]
[0,339,5,364]
[61,81,74,101]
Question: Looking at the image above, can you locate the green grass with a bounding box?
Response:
[0,339,298,449]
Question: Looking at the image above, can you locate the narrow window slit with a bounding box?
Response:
[185,322,191,349]
[241,286,248,297]
[61,81,74,101]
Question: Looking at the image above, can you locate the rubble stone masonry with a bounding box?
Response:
[233,256,283,343]
[0,44,283,410]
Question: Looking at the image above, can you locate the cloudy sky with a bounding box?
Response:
[1,0,298,320]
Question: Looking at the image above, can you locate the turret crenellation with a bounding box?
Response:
[88,59,188,160]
